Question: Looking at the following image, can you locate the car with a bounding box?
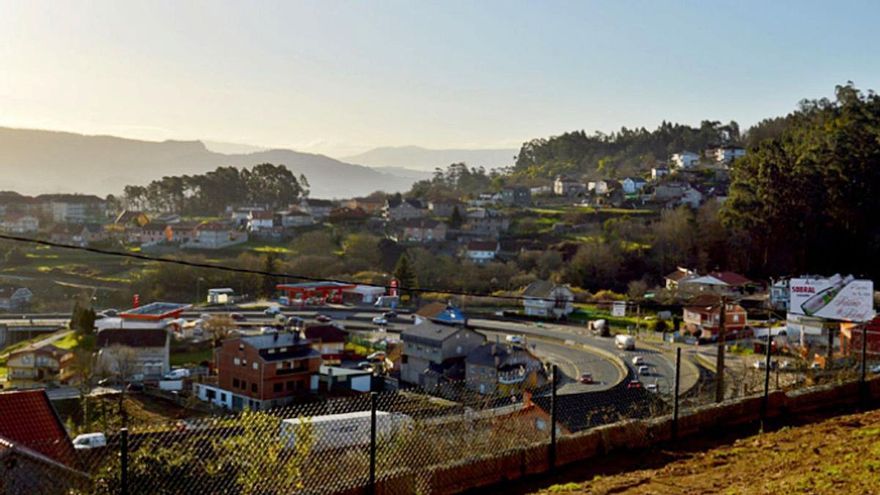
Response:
[506,335,524,345]
[99,309,119,317]
[286,316,305,328]
[579,372,594,384]
[753,360,766,370]
[637,365,649,376]
[315,314,333,323]
[383,311,398,319]
[264,306,282,316]
[72,433,107,450]
[260,326,279,335]
[779,360,792,370]
[870,364,880,374]
[229,313,246,321]
[626,380,643,389]
[646,383,659,392]
[357,361,374,372]
[164,368,191,380]
[632,356,645,366]
[372,316,388,326]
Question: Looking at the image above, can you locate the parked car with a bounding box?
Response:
[506,335,524,345]
[126,382,145,392]
[72,433,107,450]
[286,316,305,328]
[229,313,246,321]
[264,305,282,316]
[637,365,649,376]
[316,314,333,323]
[372,316,388,326]
[632,356,644,366]
[579,372,594,384]
[646,383,659,392]
[871,364,880,374]
[626,380,643,389]
[383,311,398,319]
[164,368,191,380]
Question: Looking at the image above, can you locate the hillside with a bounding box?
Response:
[341,145,518,172]
[0,127,419,198]
[532,408,880,494]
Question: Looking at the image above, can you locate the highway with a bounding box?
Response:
[0,306,682,395]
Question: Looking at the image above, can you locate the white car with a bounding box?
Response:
[637,365,649,376]
[164,368,191,380]
[506,335,524,345]
[372,316,388,326]
[632,356,645,366]
[73,433,107,450]
[870,364,880,374]
[646,383,659,392]
[264,305,282,316]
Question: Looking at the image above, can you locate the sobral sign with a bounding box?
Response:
[789,274,875,322]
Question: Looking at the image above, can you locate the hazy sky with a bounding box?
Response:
[1,0,878,157]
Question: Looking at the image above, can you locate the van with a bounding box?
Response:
[164,368,191,380]
[72,433,107,450]
[615,334,635,350]
[281,411,412,452]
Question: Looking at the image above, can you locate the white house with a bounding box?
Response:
[0,214,39,233]
[711,145,746,164]
[671,151,700,169]
[465,241,499,264]
[246,211,275,232]
[207,288,235,305]
[278,208,314,228]
[185,223,248,250]
[521,281,574,319]
[621,177,647,194]
[651,166,670,180]
[553,176,586,196]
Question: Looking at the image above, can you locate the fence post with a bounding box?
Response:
[672,347,681,441]
[369,392,377,495]
[761,330,772,429]
[120,427,129,495]
[861,325,868,405]
[549,364,558,469]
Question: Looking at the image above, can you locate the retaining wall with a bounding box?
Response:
[339,378,880,495]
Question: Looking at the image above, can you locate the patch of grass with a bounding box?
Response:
[546,482,581,492]
[170,348,214,366]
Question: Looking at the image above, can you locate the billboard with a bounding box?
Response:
[789,274,874,322]
[611,301,627,317]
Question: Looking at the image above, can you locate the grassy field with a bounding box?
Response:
[170,348,214,367]
[533,408,880,494]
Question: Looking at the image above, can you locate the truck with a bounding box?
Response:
[615,334,635,350]
[373,296,399,309]
[280,411,413,452]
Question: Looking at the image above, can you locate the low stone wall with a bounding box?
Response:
[338,378,880,495]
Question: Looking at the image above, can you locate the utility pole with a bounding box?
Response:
[714,295,727,403]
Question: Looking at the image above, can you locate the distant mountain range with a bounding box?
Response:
[341,145,518,172]
[0,128,432,199]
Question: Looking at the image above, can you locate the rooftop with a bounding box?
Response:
[0,389,78,467]
[96,328,169,348]
[119,302,190,320]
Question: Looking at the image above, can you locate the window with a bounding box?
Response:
[220,393,227,402]
[242,359,247,366]
[251,383,258,393]
[233,358,241,366]
[233,378,240,388]
[252,362,259,370]
[239,344,244,351]
[286,381,295,391]
[273,383,282,392]
[206,389,216,400]
[280,347,287,352]
[241,380,247,390]
[268,349,276,354]
[733,314,741,323]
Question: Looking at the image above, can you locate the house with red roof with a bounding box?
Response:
[304,324,347,364]
[679,271,754,295]
[96,328,171,379]
[0,390,88,493]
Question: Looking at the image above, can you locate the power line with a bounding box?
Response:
[0,232,579,304]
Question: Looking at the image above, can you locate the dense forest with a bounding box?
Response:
[121,163,309,216]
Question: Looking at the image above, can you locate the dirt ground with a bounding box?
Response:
[529,408,880,495]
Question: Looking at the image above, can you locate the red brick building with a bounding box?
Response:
[683,294,747,338]
[197,333,321,410]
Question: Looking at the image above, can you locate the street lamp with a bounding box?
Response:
[196,277,205,305]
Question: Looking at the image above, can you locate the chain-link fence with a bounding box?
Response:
[5,328,878,495]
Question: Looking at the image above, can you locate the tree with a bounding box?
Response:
[210,410,314,494]
[204,315,237,349]
[449,206,463,229]
[393,253,417,301]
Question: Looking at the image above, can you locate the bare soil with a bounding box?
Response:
[528,408,880,495]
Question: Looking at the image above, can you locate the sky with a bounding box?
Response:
[1,0,879,157]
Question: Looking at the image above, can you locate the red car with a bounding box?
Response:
[627,380,643,390]
[579,373,594,384]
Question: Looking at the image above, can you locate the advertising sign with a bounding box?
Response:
[389,278,399,297]
[789,274,874,322]
[611,301,627,317]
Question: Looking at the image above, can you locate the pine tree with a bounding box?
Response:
[393,253,417,302]
[449,206,463,229]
